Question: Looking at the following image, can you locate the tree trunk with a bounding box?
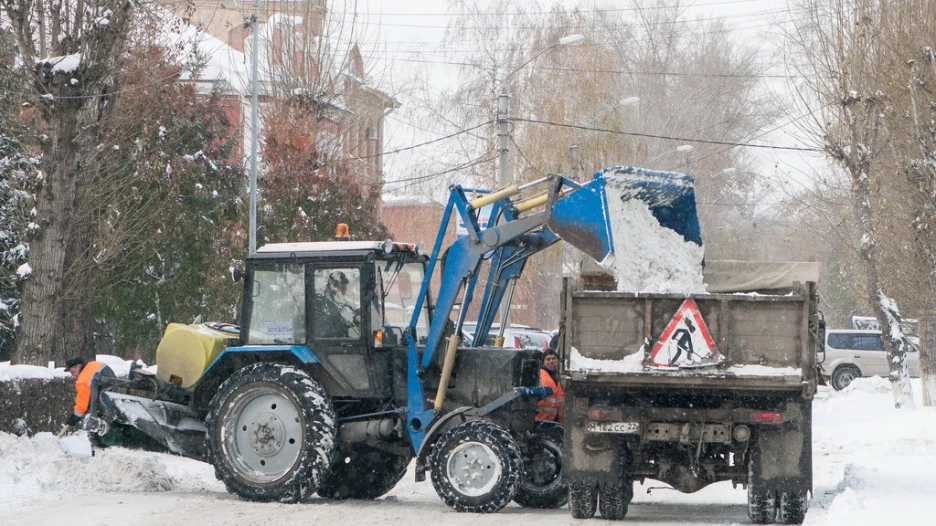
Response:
[920,317,936,407]
[841,102,913,408]
[4,0,134,366]
[53,218,96,365]
[12,106,84,366]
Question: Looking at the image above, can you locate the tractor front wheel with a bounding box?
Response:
[429,419,523,513]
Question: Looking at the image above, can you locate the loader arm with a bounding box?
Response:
[403,167,701,449]
[402,175,610,443]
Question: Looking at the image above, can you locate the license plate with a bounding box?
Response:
[586,421,640,434]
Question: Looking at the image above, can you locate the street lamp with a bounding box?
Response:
[497,34,585,186]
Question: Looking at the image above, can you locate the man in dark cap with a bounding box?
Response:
[323,270,361,337]
[535,349,565,424]
[64,357,115,427]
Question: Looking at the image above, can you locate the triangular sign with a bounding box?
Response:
[649,299,721,368]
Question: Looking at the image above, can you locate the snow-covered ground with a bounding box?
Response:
[0,377,933,526]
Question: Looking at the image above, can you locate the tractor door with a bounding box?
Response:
[242,262,307,345]
[308,264,391,398]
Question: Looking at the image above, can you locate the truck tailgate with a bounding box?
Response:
[561,285,818,392]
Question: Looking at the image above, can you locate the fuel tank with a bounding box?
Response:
[155,322,240,388]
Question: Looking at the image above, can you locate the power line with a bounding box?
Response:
[354,9,803,50]
[509,117,822,152]
[332,4,797,32]
[375,119,493,159]
[362,55,806,80]
[382,154,496,192]
[333,0,768,19]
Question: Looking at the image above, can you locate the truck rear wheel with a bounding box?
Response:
[747,457,777,524]
[568,480,598,519]
[513,421,567,509]
[429,419,523,513]
[205,363,337,502]
[317,445,411,500]
[598,479,632,520]
[777,490,808,524]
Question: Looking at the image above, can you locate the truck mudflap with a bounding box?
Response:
[101,392,207,459]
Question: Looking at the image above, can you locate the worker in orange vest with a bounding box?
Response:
[64,357,115,427]
[535,349,565,424]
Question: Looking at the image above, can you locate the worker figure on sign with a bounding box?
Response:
[64,357,115,428]
[535,349,566,424]
[323,270,361,338]
[668,318,697,366]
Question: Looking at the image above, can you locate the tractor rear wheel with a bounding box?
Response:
[513,421,567,509]
[317,445,411,500]
[205,363,337,502]
[429,419,523,513]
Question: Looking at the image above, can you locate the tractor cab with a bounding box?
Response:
[241,237,430,400]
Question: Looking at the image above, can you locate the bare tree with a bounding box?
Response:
[787,0,936,407]
[423,1,776,329]
[0,0,141,364]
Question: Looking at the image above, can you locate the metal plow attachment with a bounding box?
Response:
[547,166,702,266]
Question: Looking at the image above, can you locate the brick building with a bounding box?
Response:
[177,0,397,182]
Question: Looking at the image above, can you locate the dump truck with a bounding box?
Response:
[560,259,822,523]
[84,167,704,513]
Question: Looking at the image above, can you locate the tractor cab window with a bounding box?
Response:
[313,268,362,339]
[247,264,306,344]
[378,261,429,344]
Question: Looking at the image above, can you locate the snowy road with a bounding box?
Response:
[2,379,934,526]
[5,471,752,526]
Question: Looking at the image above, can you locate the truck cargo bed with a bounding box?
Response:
[561,283,819,395]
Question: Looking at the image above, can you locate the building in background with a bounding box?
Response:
[175,0,397,184]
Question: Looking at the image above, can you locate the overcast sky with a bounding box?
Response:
[350,1,823,197]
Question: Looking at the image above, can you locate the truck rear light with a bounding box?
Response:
[588,407,623,421]
[374,330,384,348]
[750,411,784,423]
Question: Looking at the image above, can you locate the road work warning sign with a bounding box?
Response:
[649,299,721,368]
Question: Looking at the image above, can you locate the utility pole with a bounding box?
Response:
[497,94,510,187]
[248,0,261,255]
[495,34,583,188]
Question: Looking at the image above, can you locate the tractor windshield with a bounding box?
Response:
[379,261,429,344]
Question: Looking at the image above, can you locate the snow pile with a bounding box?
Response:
[568,345,802,377]
[0,432,173,502]
[0,362,66,381]
[568,345,644,373]
[0,355,145,381]
[603,174,706,294]
[567,172,705,373]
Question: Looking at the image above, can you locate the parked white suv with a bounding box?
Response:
[819,329,920,390]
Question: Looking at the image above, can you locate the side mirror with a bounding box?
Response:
[231,267,244,283]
